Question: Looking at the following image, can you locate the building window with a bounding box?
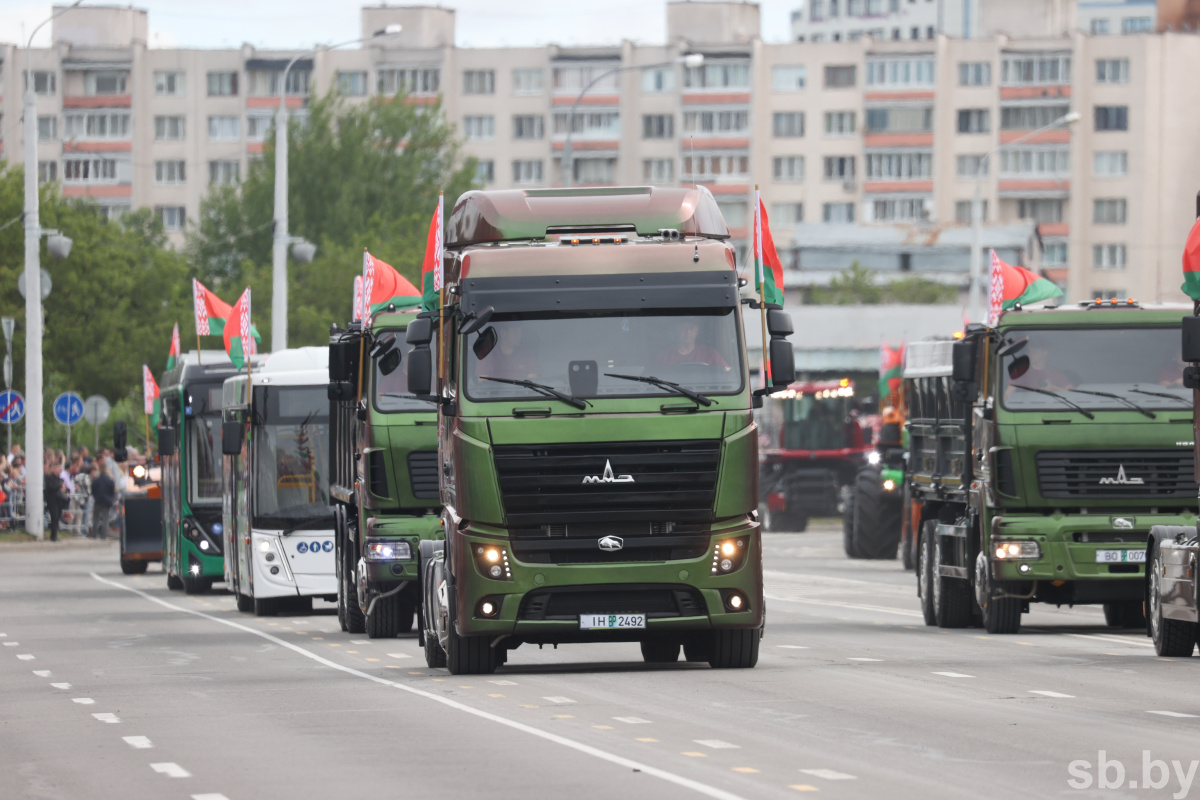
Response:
[157,206,186,232]
[958,62,991,86]
[866,106,933,133]
[771,203,804,225]
[1000,104,1071,130]
[154,71,185,96]
[154,160,186,185]
[1018,198,1063,223]
[207,71,238,97]
[956,154,988,177]
[865,58,936,87]
[1094,151,1128,177]
[570,157,618,184]
[1001,54,1071,85]
[154,115,185,141]
[683,62,751,89]
[823,156,856,181]
[824,202,855,223]
[85,71,128,95]
[63,157,118,184]
[643,159,674,184]
[553,111,620,137]
[772,65,807,91]
[642,68,675,92]
[512,160,543,185]
[1043,241,1067,265]
[31,71,57,95]
[999,147,1070,177]
[463,70,495,95]
[553,64,620,93]
[1093,244,1127,269]
[718,201,748,228]
[825,111,856,136]
[377,68,439,96]
[463,116,495,140]
[38,161,58,184]
[956,108,990,134]
[773,112,805,138]
[871,197,929,221]
[246,115,273,142]
[336,71,368,96]
[513,68,544,94]
[954,200,988,223]
[1094,105,1129,131]
[824,65,857,88]
[37,116,57,141]
[208,115,240,141]
[513,115,545,140]
[1091,18,1110,35]
[1094,198,1127,224]
[1122,17,1153,34]
[248,69,308,97]
[1096,58,1129,84]
[64,112,131,140]
[475,160,495,184]
[683,153,750,180]
[642,114,674,139]
[209,160,240,185]
[683,110,750,134]
[866,152,932,179]
[773,156,805,182]
[811,0,826,19]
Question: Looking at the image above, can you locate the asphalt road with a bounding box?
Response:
[3,524,1199,800]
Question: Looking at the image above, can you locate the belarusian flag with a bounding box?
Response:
[1182,217,1200,300]
[143,365,159,415]
[363,251,421,316]
[987,249,1063,326]
[421,193,444,312]
[879,343,904,400]
[192,278,262,343]
[167,323,180,370]
[352,275,364,322]
[752,192,785,308]
[223,288,253,370]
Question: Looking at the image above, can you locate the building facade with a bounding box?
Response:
[1,2,1197,304]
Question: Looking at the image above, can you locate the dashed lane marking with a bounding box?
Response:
[614,717,652,724]
[350,640,369,644]
[489,680,517,686]
[766,595,923,619]
[192,795,231,800]
[386,653,413,659]
[17,654,35,660]
[732,767,760,773]
[799,769,857,780]
[50,683,71,690]
[32,670,51,677]
[544,696,576,704]
[682,752,707,758]
[92,572,749,800]
[636,738,659,743]
[593,725,614,730]
[72,698,95,705]
[489,694,505,698]
[1147,711,1199,718]
[847,658,883,662]
[1066,633,1155,649]
[932,672,974,678]
[151,762,191,778]
[695,740,740,749]
[1029,690,1074,699]
[93,713,120,723]
[776,645,808,650]
[123,736,154,749]
[789,785,820,792]
[3,641,18,646]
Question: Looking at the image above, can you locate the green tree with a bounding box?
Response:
[808,262,959,305]
[187,91,477,347]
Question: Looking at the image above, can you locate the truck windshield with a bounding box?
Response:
[373,332,437,412]
[999,326,1187,412]
[772,396,855,450]
[253,386,332,527]
[188,413,222,505]
[464,309,744,402]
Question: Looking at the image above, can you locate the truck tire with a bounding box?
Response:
[1103,601,1145,629]
[974,552,1021,634]
[853,467,901,560]
[120,559,148,575]
[254,596,278,616]
[397,600,415,634]
[236,593,254,613]
[1149,546,1197,657]
[640,639,681,663]
[917,521,937,626]
[842,485,862,558]
[900,487,916,571]
[182,574,208,595]
[708,628,760,669]
[366,592,402,639]
[682,634,712,663]
[424,627,447,668]
[445,618,498,675]
[167,572,183,591]
[340,542,366,635]
[933,532,971,628]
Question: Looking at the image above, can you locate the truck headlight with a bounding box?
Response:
[712,538,748,574]
[364,539,412,562]
[992,540,1041,560]
[472,544,511,580]
[882,479,896,491]
[867,451,881,465]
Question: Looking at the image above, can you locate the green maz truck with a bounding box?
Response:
[405,186,795,674]
[327,308,444,638]
[910,302,1195,634]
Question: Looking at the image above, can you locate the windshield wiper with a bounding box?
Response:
[1130,385,1193,407]
[1008,384,1095,419]
[1067,388,1156,419]
[479,376,589,409]
[280,516,334,537]
[604,373,713,407]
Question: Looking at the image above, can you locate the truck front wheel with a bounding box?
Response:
[1103,601,1145,629]
[917,522,936,626]
[338,541,366,634]
[445,618,498,675]
[932,531,971,628]
[708,628,760,669]
[974,552,1022,634]
[366,593,412,639]
[1149,547,1197,657]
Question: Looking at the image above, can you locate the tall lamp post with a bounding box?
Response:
[562,53,704,188]
[23,1,82,539]
[271,25,401,352]
[967,110,1081,323]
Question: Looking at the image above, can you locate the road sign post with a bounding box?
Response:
[54,392,84,456]
[0,389,24,463]
[82,395,111,454]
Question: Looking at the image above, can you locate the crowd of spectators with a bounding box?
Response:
[0,443,134,541]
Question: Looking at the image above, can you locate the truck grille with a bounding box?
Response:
[1036,449,1196,499]
[407,450,439,499]
[511,535,709,565]
[518,584,707,621]
[493,439,720,527]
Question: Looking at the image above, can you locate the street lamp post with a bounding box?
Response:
[271,26,400,353]
[967,110,1081,323]
[562,53,704,188]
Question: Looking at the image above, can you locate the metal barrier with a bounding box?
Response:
[0,486,24,530]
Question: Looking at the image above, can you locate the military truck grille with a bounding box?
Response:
[493,440,720,527]
[511,536,709,565]
[518,584,707,621]
[1035,450,1196,499]
[407,450,439,499]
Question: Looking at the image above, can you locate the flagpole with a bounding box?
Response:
[196,330,202,365]
[436,192,445,385]
[755,186,771,390]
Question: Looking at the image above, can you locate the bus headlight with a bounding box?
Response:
[364,539,412,562]
[992,540,1041,560]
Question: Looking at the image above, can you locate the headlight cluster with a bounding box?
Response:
[473,544,511,580]
[867,451,881,465]
[712,538,748,574]
[882,479,896,491]
[185,518,221,554]
[364,539,413,562]
[993,540,1041,560]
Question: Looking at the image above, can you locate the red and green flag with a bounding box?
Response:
[166,323,180,370]
[352,275,364,322]
[363,251,421,317]
[143,365,160,415]
[987,249,1063,326]
[1182,217,1200,301]
[223,288,253,370]
[192,278,262,343]
[879,343,904,400]
[753,192,785,308]
[420,193,444,313]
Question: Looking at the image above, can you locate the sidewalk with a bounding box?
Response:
[0,536,115,550]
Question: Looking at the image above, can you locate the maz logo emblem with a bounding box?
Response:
[1111,517,1134,530]
[582,459,634,485]
[597,536,624,552]
[1098,465,1144,486]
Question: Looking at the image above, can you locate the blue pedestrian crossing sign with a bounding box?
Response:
[0,390,24,424]
[54,392,84,426]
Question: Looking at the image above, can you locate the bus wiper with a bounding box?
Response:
[1130,385,1193,407]
[280,516,334,537]
[1067,388,1156,419]
[604,373,713,407]
[479,376,589,409]
[1008,384,1095,419]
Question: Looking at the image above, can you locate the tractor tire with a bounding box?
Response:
[917,521,936,626]
[640,639,681,663]
[1149,546,1197,657]
[1103,601,1145,629]
[853,466,902,560]
[932,530,971,628]
[842,484,862,559]
[708,628,761,669]
[793,516,809,533]
[974,552,1022,634]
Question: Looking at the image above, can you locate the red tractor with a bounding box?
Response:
[757,379,873,532]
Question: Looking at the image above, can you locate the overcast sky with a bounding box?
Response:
[2,1,801,50]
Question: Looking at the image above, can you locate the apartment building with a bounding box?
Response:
[1,2,1198,304]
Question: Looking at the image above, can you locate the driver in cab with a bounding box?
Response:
[1014,341,1073,391]
[654,319,729,369]
[479,324,539,381]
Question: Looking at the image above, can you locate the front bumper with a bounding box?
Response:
[359,514,443,587]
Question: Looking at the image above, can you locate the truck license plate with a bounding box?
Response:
[579,614,645,630]
[1095,549,1146,564]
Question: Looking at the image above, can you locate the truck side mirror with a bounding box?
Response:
[460,305,495,336]
[766,308,793,337]
[406,317,433,346]
[329,338,359,383]
[1182,316,1200,362]
[113,421,128,463]
[158,426,176,457]
[222,421,242,456]
[407,347,433,397]
[768,339,795,387]
[379,347,402,376]
[951,339,976,383]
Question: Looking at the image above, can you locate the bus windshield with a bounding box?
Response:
[253,386,332,528]
[188,413,222,505]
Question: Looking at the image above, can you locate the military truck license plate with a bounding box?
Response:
[1095,549,1146,563]
[580,614,645,630]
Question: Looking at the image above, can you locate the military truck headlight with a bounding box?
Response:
[883,479,896,491]
[993,540,1041,560]
[712,538,748,574]
[364,539,412,561]
[867,451,881,465]
[473,544,511,580]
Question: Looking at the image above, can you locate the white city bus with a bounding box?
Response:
[221,347,335,615]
